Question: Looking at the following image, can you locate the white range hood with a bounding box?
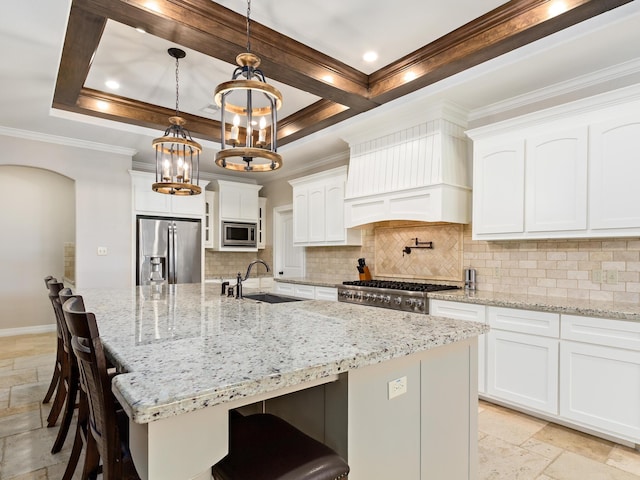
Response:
[343,101,472,227]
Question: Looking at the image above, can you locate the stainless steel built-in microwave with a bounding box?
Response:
[222,221,257,247]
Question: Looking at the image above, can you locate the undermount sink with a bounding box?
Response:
[242,293,304,304]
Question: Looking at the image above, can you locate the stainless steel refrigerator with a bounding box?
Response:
[136,216,201,285]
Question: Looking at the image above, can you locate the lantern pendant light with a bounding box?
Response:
[152,48,202,195]
[214,0,283,172]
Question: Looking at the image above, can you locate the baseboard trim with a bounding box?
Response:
[0,324,56,338]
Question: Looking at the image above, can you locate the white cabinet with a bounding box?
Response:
[131,171,205,217]
[257,197,267,249]
[204,191,215,249]
[589,114,640,231]
[560,315,640,443]
[289,166,361,246]
[273,282,338,301]
[216,180,261,222]
[525,128,588,233]
[468,91,640,240]
[472,140,524,235]
[429,299,487,394]
[486,307,559,414]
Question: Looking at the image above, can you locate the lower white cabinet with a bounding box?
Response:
[560,315,640,442]
[273,282,337,301]
[486,306,559,414]
[429,300,487,394]
[487,330,559,414]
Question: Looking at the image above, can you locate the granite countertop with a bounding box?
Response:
[428,289,640,322]
[78,283,486,424]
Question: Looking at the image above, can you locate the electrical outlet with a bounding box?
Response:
[388,376,407,400]
[592,270,602,283]
[97,246,108,256]
[606,269,618,285]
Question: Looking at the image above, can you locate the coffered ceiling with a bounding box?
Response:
[3,1,640,181]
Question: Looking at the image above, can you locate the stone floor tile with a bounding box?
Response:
[607,445,640,476]
[1,427,69,479]
[0,469,48,480]
[47,451,85,480]
[479,434,552,480]
[521,437,564,460]
[1,436,4,463]
[0,370,37,390]
[545,451,640,480]
[9,382,49,408]
[0,359,12,369]
[12,354,55,371]
[479,404,547,446]
[0,410,42,439]
[0,403,39,420]
[35,365,54,385]
[0,388,9,409]
[534,423,614,463]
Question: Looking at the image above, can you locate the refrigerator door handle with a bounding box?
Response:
[168,222,176,284]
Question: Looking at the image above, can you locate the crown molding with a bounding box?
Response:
[469,57,640,123]
[0,126,137,157]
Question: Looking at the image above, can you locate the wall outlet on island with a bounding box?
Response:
[388,376,407,400]
[97,246,108,256]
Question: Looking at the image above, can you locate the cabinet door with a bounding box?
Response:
[307,185,326,242]
[560,341,640,442]
[257,197,267,249]
[219,184,240,219]
[171,194,204,216]
[430,300,487,394]
[292,188,309,244]
[204,192,214,249]
[473,141,525,235]
[315,286,338,301]
[325,181,345,242]
[487,330,559,414]
[525,128,587,232]
[239,190,259,221]
[133,174,171,213]
[590,115,640,230]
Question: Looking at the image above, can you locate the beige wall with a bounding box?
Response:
[1,134,132,334]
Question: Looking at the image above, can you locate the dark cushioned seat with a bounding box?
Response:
[212,412,350,480]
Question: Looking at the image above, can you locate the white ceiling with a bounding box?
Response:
[3,1,640,184]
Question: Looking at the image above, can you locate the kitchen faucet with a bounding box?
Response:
[235,259,271,299]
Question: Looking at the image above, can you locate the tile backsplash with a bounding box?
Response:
[207,221,640,303]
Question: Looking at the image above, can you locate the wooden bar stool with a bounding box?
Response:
[42,275,63,406]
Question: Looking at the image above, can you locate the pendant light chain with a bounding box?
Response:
[246,0,251,53]
[174,54,180,117]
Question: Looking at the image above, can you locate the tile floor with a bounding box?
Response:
[1,332,640,480]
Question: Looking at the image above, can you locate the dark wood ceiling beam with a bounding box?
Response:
[368,0,633,104]
[277,100,353,146]
[53,88,222,142]
[53,5,106,105]
[71,0,376,112]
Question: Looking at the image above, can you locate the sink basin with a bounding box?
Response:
[242,293,304,304]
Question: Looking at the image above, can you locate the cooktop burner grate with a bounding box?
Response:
[341,280,459,293]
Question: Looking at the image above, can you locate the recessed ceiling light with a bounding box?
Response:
[404,71,417,82]
[363,51,378,63]
[135,27,147,34]
[548,0,568,16]
[105,80,120,90]
[95,101,109,111]
[322,75,334,84]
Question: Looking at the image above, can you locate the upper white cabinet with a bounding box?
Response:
[525,128,588,233]
[472,140,524,235]
[589,114,640,230]
[468,89,640,240]
[289,166,362,246]
[204,191,215,249]
[216,180,261,222]
[257,197,267,250]
[130,171,206,218]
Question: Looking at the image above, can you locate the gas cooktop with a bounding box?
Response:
[338,280,459,314]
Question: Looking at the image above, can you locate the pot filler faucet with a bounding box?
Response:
[234,259,271,299]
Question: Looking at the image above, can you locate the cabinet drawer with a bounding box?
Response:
[488,306,559,338]
[561,315,640,351]
[429,300,485,323]
[293,284,316,300]
[274,282,295,296]
[315,287,338,302]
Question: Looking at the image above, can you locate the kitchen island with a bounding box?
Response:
[79,283,488,480]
